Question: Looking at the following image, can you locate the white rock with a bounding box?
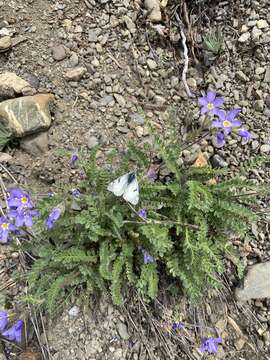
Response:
[0,152,12,162]
[263,67,270,82]
[240,25,249,33]
[147,58,157,70]
[256,19,268,29]
[144,0,162,22]
[123,16,136,34]
[260,144,270,154]
[0,28,11,36]
[236,262,270,301]
[238,32,250,43]
[113,93,126,107]
[252,27,262,40]
[91,57,100,67]
[0,72,31,94]
[0,36,12,51]
[255,67,265,75]
[87,135,99,149]
[68,305,80,317]
[64,67,87,81]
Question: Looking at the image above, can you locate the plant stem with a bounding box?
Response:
[123,219,199,229]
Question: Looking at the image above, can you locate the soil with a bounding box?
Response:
[0,0,270,359]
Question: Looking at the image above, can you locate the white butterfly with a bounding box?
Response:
[107,172,139,205]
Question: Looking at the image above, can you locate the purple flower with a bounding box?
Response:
[70,154,79,165]
[0,311,8,332]
[238,129,252,140]
[172,322,184,332]
[48,191,55,198]
[212,108,241,135]
[79,170,86,179]
[198,91,224,115]
[8,209,38,228]
[2,319,24,343]
[46,208,61,229]
[147,168,158,182]
[71,189,81,198]
[142,250,154,264]
[0,217,16,243]
[216,132,225,147]
[138,209,147,220]
[7,188,33,212]
[200,337,222,354]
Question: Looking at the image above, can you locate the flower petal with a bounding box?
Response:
[238,129,252,140]
[24,216,33,227]
[231,120,241,127]
[9,224,16,231]
[1,230,8,243]
[206,91,216,102]
[212,120,223,128]
[216,132,225,146]
[0,311,8,332]
[212,97,224,107]
[227,108,241,121]
[198,96,208,106]
[224,127,231,135]
[15,216,24,227]
[216,110,226,120]
[201,106,209,114]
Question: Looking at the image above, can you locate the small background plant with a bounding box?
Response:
[0,123,12,150]
[202,28,224,65]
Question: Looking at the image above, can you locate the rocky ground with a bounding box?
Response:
[0,0,270,359]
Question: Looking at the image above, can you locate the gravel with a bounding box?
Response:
[0,0,269,358]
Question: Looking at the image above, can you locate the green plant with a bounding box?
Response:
[202,29,224,65]
[0,123,12,150]
[21,125,264,315]
[203,29,223,55]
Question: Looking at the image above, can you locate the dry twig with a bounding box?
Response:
[174,11,194,98]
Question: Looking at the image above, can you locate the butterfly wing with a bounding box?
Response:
[123,174,139,205]
[107,173,129,197]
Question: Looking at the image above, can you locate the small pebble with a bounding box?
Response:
[52,45,66,61]
[260,144,270,154]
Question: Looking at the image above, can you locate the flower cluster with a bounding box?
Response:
[46,208,61,229]
[137,210,155,264]
[138,208,147,220]
[70,153,79,166]
[163,320,222,354]
[0,311,23,343]
[142,248,154,264]
[171,322,184,333]
[0,188,38,244]
[200,336,222,354]
[199,91,252,147]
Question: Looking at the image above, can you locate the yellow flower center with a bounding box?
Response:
[21,196,28,204]
[207,103,214,110]
[223,120,231,127]
[1,223,9,230]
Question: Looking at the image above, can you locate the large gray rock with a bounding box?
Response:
[235,262,270,301]
[0,94,54,137]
